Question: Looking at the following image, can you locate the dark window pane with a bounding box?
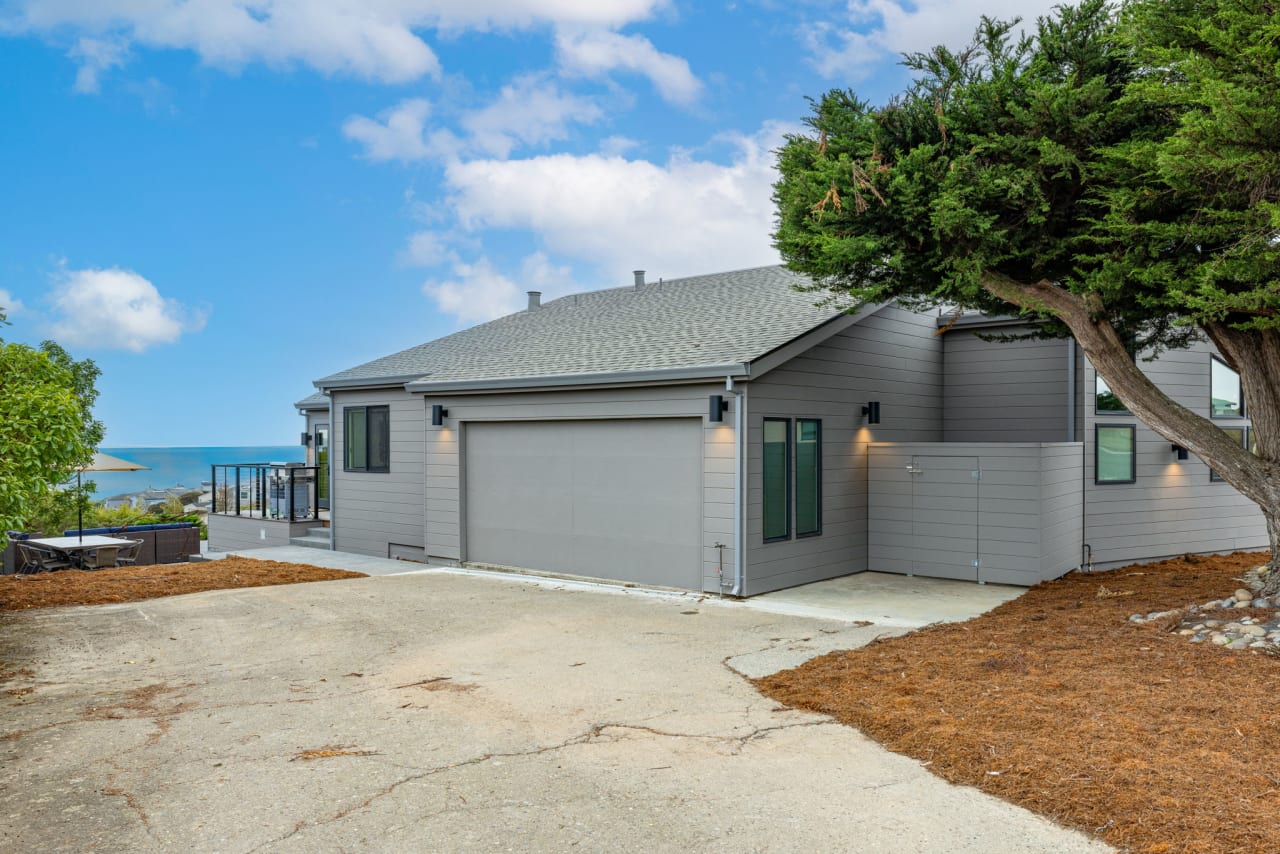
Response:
[796,419,821,536]
[345,407,367,470]
[1211,357,1243,417]
[1096,425,1135,483]
[368,406,390,471]
[1210,426,1246,481]
[1096,374,1127,412]
[763,419,790,541]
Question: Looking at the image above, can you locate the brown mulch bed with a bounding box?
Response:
[0,558,366,611]
[755,551,1280,854]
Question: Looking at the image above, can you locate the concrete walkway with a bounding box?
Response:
[0,569,1104,853]
[217,547,1026,628]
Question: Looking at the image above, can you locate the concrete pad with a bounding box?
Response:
[218,545,444,576]
[744,571,1027,627]
[0,570,1106,853]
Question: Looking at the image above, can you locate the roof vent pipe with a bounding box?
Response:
[527,291,541,310]
[633,270,645,288]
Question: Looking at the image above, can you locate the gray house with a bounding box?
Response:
[238,265,1263,595]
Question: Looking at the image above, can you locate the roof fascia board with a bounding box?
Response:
[405,363,749,394]
[938,314,1039,331]
[314,374,425,391]
[745,301,887,380]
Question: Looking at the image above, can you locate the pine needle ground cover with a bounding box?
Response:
[755,552,1279,854]
[0,558,366,611]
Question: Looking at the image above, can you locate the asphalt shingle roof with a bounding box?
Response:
[294,391,330,409]
[314,266,846,389]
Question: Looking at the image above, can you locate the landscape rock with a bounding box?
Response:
[1234,588,1253,602]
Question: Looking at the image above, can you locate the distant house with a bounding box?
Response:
[214,265,1263,595]
[102,493,137,511]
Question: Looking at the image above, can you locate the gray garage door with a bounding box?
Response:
[464,419,703,589]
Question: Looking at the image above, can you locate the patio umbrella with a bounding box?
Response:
[75,452,150,542]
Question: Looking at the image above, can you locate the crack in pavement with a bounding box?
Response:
[247,717,840,851]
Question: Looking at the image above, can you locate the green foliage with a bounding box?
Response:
[0,341,95,546]
[157,495,185,516]
[19,483,90,538]
[773,0,1280,352]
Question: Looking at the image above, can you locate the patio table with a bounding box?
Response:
[27,536,133,569]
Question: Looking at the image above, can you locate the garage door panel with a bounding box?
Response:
[465,420,703,589]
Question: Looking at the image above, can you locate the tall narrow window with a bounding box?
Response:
[1095,374,1128,413]
[1210,426,1247,482]
[1210,355,1243,418]
[763,419,791,541]
[795,419,822,537]
[1095,424,1136,484]
[344,405,390,472]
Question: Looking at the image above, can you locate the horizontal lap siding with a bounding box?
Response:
[1039,444,1084,580]
[1084,340,1266,567]
[944,328,1069,442]
[745,306,943,595]
[331,389,426,558]
[423,384,731,592]
[868,443,1083,586]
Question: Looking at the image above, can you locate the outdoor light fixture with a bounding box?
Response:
[301,432,312,446]
[431,404,448,426]
[862,401,881,424]
[709,394,729,422]
[1172,444,1189,460]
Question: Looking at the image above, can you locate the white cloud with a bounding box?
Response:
[0,289,24,315]
[461,75,603,158]
[804,0,1062,78]
[440,122,790,283]
[423,253,577,323]
[401,230,458,267]
[555,29,701,106]
[48,267,205,352]
[8,1,671,85]
[68,36,129,93]
[342,98,432,162]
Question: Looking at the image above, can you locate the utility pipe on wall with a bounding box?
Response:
[725,376,745,596]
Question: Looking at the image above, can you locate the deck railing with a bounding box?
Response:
[210,464,320,522]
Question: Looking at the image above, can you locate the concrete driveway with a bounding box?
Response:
[0,572,1107,853]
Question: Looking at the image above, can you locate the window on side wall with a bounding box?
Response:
[344,405,390,472]
[1095,374,1129,413]
[763,419,791,542]
[796,419,822,537]
[1210,426,1247,482]
[1095,424,1136,484]
[1210,355,1243,418]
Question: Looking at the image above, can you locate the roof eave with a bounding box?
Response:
[405,363,751,394]
[313,374,427,391]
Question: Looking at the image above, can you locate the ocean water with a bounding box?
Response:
[86,446,304,498]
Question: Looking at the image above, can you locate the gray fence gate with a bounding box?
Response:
[869,442,1085,586]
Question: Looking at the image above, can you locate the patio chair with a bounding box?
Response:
[81,545,121,571]
[15,543,75,575]
[115,539,144,566]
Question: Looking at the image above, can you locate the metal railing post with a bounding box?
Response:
[288,468,295,521]
[235,468,241,516]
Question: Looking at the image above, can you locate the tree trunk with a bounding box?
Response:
[1264,510,1280,597]
[981,272,1280,578]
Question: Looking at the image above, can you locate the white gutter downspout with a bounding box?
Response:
[725,376,745,596]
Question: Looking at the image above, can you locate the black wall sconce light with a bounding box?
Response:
[301,432,312,447]
[1172,443,1189,460]
[431,404,449,426]
[862,401,881,425]
[709,394,729,422]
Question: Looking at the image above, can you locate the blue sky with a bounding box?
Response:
[0,0,1056,446]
